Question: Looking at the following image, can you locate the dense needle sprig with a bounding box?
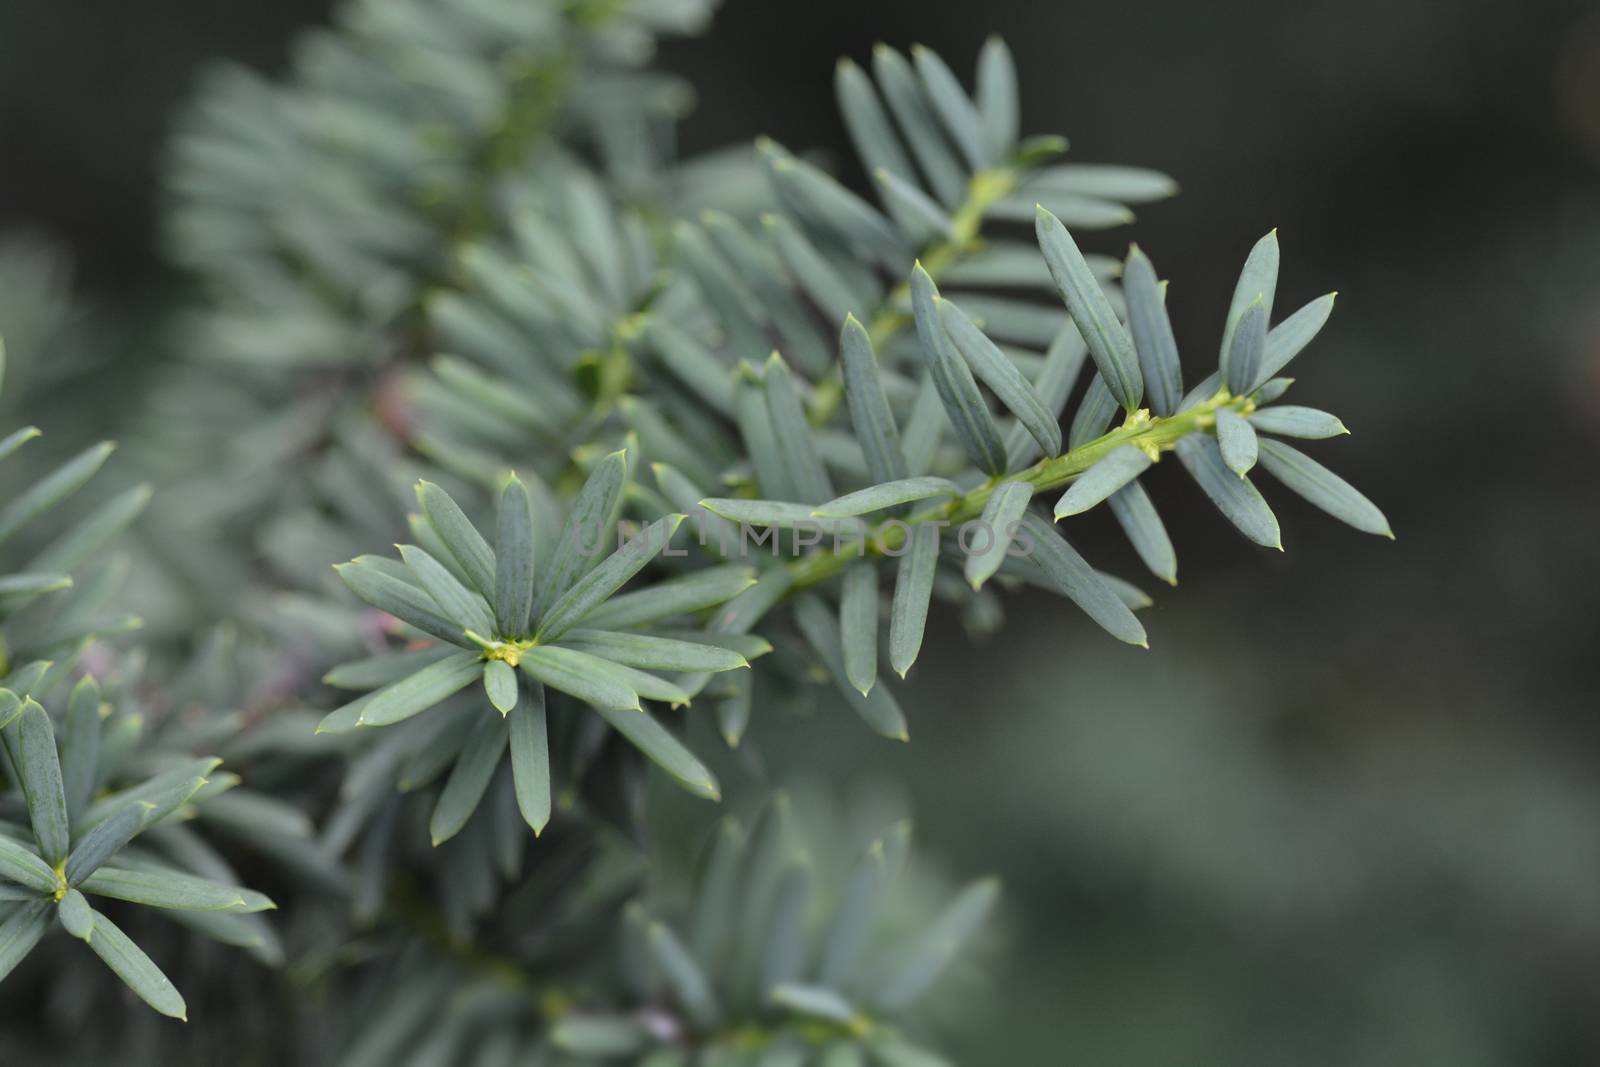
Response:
[0,2,1389,1062]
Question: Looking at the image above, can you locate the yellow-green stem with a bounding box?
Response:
[806,167,1020,425]
[786,389,1248,589]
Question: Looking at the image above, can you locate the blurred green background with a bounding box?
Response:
[5,0,1600,1063]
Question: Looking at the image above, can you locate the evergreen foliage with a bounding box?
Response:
[0,1,1388,1062]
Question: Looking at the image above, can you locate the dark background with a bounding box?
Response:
[4,1,1600,1063]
